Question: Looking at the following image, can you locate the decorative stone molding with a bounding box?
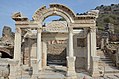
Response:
[12,12,28,21]
[87,10,99,18]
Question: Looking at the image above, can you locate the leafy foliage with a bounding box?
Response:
[95,4,119,33]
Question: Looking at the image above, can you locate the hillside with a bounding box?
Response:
[95,4,119,32]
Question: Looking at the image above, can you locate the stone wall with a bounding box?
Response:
[47,41,67,66]
[47,43,67,60]
[73,31,87,69]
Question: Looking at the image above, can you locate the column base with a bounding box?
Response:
[90,56,100,77]
[86,64,90,71]
[9,76,16,79]
[91,70,100,77]
[38,61,42,71]
[66,56,77,78]
[9,63,18,79]
[31,75,38,79]
[33,64,39,73]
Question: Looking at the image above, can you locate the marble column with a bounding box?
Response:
[67,27,76,78]
[11,27,21,79]
[42,41,47,69]
[87,30,90,71]
[14,27,21,64]
[90,27,99,77]
[90,27,96,57]
[37,28,42,70]
[68,27,74,57]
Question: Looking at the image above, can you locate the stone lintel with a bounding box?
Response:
[71,23,96,28]
[15,25,38,29]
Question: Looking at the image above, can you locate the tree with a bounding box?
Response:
[104,17,110,23]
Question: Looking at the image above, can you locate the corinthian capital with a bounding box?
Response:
[90,27,96,33]
[68,27,73,33]
[37,27,42,33]
[16,27,21,33]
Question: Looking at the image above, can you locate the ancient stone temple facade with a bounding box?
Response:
[4,4,99,79]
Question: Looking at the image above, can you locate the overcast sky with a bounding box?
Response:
[0,0,118,36]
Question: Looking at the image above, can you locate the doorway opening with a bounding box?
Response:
[42,15,67,66]
[47,40,67,66]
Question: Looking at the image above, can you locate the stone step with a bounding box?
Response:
[114,74,119,78]
[38,72,65,79]
[99,53,109,56]
[105,71,119,74]
[105,75,119,79]
[99,63,115,66]
[99,66,119,77]
[100,58,112,61]
[99,61,113,64]
[100,56,110,58]
[104,66,119,74]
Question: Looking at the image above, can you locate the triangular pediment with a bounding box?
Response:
[43,21,68,32]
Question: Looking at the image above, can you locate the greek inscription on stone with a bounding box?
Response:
[48,40,67,44]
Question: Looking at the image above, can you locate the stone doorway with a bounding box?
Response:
[47,40,67,66]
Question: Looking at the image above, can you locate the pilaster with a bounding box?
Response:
[90,27,96,57]
[90,56,100,77]
[90,27,100,77]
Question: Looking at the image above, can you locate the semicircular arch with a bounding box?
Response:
[32,4,75,24]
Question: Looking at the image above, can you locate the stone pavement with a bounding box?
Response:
[15,64,119,79]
